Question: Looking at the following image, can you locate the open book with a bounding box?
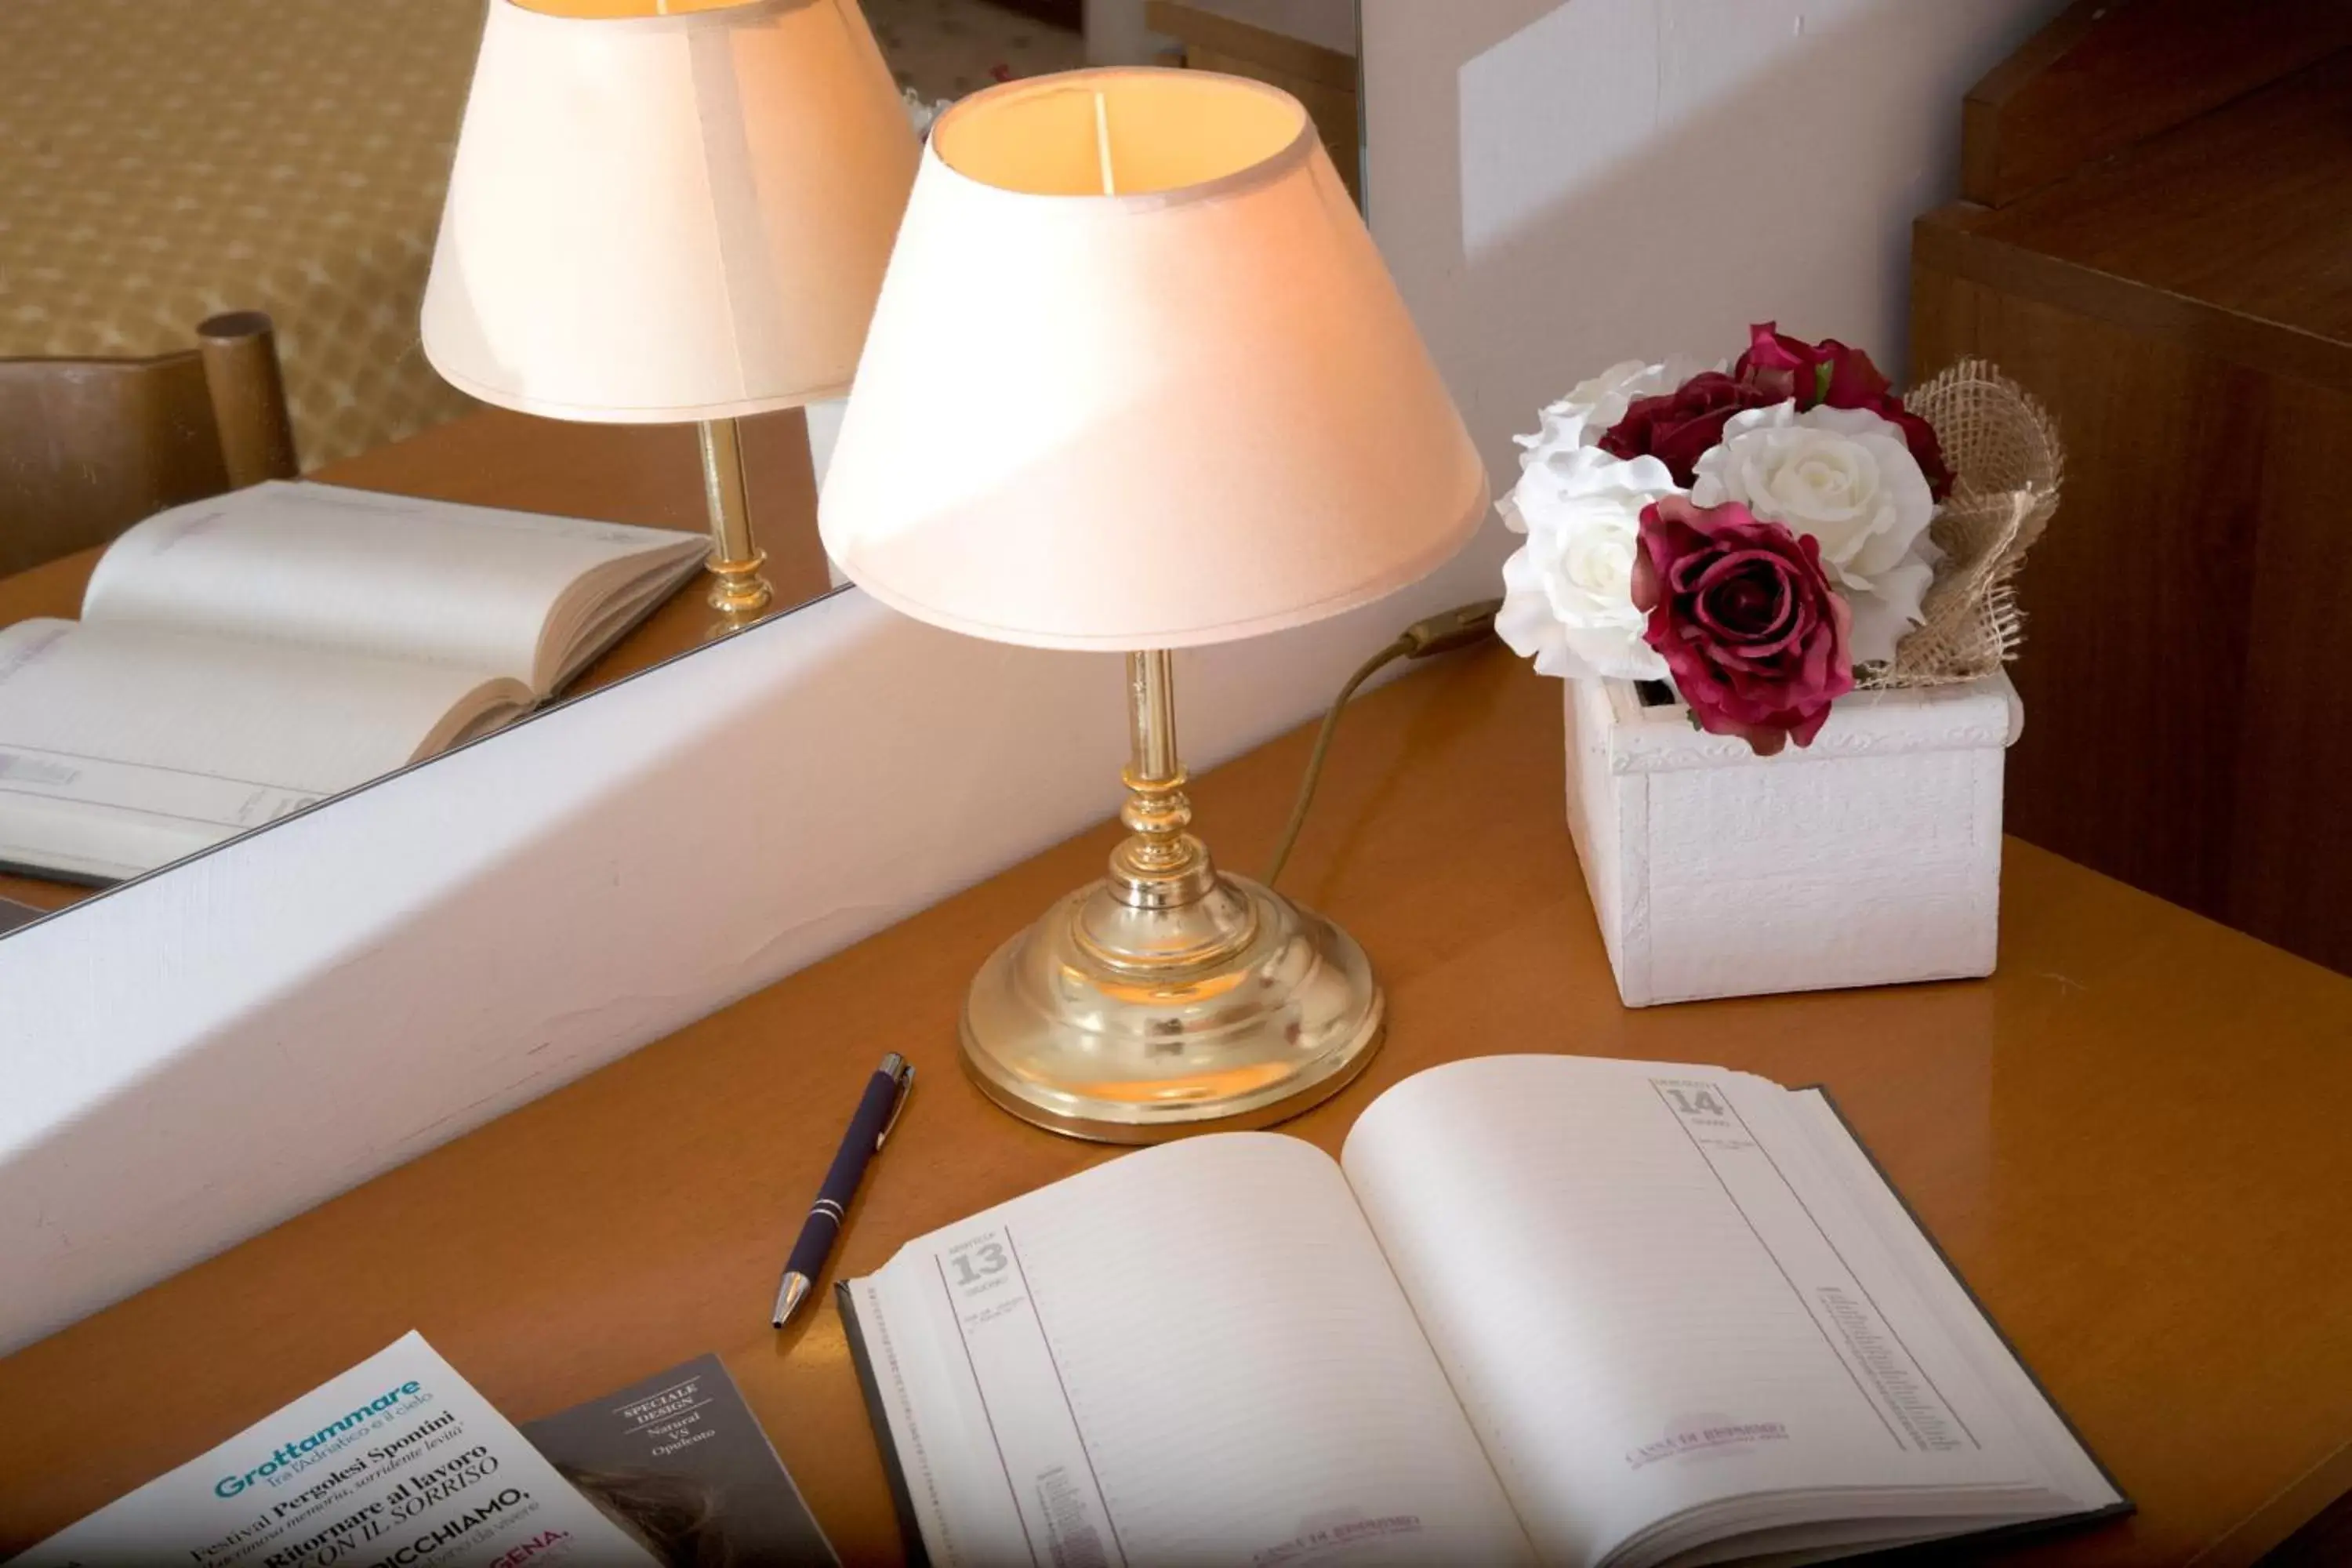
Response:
[0,481,703,882]
[841,1055,2127,1568]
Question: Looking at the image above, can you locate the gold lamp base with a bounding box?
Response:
[960,651,1385,1142]
[961,872,1384,1142]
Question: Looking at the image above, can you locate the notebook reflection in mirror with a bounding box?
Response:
[0,481,705,884]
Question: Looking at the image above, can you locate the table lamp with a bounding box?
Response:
[819,68,1487,1140]
[420,0,918,622]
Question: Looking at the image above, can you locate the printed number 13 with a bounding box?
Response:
[951,1241,1009,1287]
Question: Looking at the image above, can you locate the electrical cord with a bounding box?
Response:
[1262,597,1503,887]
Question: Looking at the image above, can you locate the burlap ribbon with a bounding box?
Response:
[1860,359,2063,689]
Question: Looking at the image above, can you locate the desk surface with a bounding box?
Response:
[4,631,2351,1563]
[0,405,834,915]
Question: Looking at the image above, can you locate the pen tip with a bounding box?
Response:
[772,1272,811,1329]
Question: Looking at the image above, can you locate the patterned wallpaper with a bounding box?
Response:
[0,0,483,468]
[0,0,1083,470]
[864,0,1083,100]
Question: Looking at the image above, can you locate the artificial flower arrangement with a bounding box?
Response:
[1497,324,2060,756]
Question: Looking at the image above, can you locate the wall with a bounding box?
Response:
[1083,0,1173,64]
[0,0,2062,1353]
[1363,0,2064,481]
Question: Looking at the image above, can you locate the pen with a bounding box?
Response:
[772,1052,915,1327]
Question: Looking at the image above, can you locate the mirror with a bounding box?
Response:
[0,0,1365,942]
[0,0,1114,940]
[0,408,845,927]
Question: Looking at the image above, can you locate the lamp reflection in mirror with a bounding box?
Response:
[820,68,1487,1140]
[421,0,917,624]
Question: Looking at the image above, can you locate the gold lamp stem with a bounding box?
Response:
[696,416,775,622]
[1114,651,1212,902]
[957,644,1385,1141]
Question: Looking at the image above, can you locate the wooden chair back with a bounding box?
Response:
[0,310,299,577]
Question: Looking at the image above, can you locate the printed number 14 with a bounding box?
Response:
[1664,1087,1727,1116]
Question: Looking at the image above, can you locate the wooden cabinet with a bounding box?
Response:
[1910,0,2352,974]
[1145,0,1358,204]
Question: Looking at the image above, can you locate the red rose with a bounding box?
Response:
[1597,372,1777,487]
[1633,495,1853,757]
[1734,321,1953,499]
[1735,321,1893,408]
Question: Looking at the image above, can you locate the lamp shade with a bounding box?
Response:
[420,0,919,424]
[818,68,1487,651]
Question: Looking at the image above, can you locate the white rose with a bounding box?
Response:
[1495,446,1676,681]
[1504,354,1711,480]
[1690,402,1940,665]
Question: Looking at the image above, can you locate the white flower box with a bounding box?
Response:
[1563,672,2024,1007]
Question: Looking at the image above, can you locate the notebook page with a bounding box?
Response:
[850,1134,1535,1568]
[1781,1091,2122,1519]
[542,547,709,692]
[0,619,526,879]
[1341,1057,2061,1568]
[82,482,703,691]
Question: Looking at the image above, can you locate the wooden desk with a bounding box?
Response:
[2,638,2350,1563]
[0,405,833,915]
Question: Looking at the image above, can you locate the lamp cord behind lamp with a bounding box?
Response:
[1262,598,1504,887]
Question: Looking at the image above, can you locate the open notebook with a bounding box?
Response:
[0,481,704,882]
[842,1054,2127,1568]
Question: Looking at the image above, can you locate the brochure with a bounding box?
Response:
[523,1354,837,1565]
[15,1332,659,1568]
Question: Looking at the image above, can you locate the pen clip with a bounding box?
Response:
[877,1061,915,1150]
